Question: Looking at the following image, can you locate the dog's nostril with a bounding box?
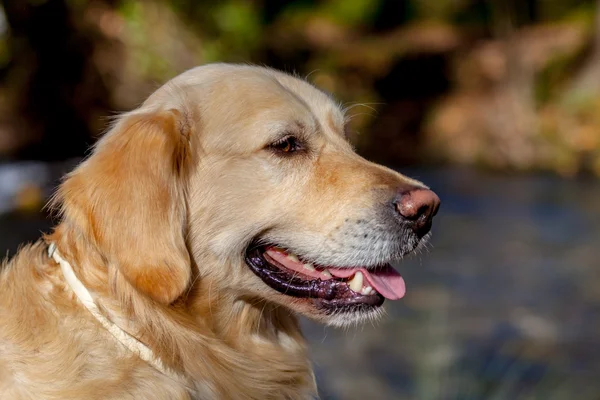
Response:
[414,204,430,221]
[394,188,441,234]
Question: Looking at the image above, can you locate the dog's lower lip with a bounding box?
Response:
[244,243,385,309]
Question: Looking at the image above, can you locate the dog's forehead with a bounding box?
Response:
[269,70,345,129]
[153,64,345,137]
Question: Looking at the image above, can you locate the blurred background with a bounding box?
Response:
[0,0,598,399]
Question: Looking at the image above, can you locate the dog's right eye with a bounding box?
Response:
[269,136,303,154]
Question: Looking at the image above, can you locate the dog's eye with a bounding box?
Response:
[270,136,302,154]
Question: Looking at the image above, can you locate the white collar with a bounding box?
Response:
[47,243,183,381]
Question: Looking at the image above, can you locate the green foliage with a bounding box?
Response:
[318,0,380,26]
[412,0,463,21]
[4,0,600,174]
[210,1,261,59]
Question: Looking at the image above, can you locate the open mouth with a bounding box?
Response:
[245,242,406,313]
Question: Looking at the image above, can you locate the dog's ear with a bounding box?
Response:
[59,109,195,304]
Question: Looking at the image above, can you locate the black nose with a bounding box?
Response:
[394,188,440,237]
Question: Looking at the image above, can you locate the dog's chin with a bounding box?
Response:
[244,237,424,327]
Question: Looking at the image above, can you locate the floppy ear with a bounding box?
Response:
[59,109,194,304]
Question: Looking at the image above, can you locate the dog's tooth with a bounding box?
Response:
[286,253,299,262]
[348,271,363,293]
[361,286,372,295]
[303,263,316,271]
[321,269,332,278]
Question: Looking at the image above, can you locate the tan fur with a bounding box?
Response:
[0,64,426,399]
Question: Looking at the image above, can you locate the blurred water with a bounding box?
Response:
[304,168,600,400]
[1,165,599,399]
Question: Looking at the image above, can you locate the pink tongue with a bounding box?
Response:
[328,267,406,300]
[264,248,406,300]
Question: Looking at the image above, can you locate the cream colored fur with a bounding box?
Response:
[0,64,425,399]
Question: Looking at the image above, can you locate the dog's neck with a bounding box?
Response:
[46,226,316,399]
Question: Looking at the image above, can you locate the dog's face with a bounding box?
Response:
[59,64,439,327]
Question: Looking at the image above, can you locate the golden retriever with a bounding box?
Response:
[0,64,440,399]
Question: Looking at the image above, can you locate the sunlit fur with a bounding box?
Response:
[0,64,429,399]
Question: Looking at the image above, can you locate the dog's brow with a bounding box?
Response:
[266,120,311,143]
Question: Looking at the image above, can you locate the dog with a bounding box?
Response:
[0,64,440,399]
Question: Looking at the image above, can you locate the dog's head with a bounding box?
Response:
[56,64,439,327]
